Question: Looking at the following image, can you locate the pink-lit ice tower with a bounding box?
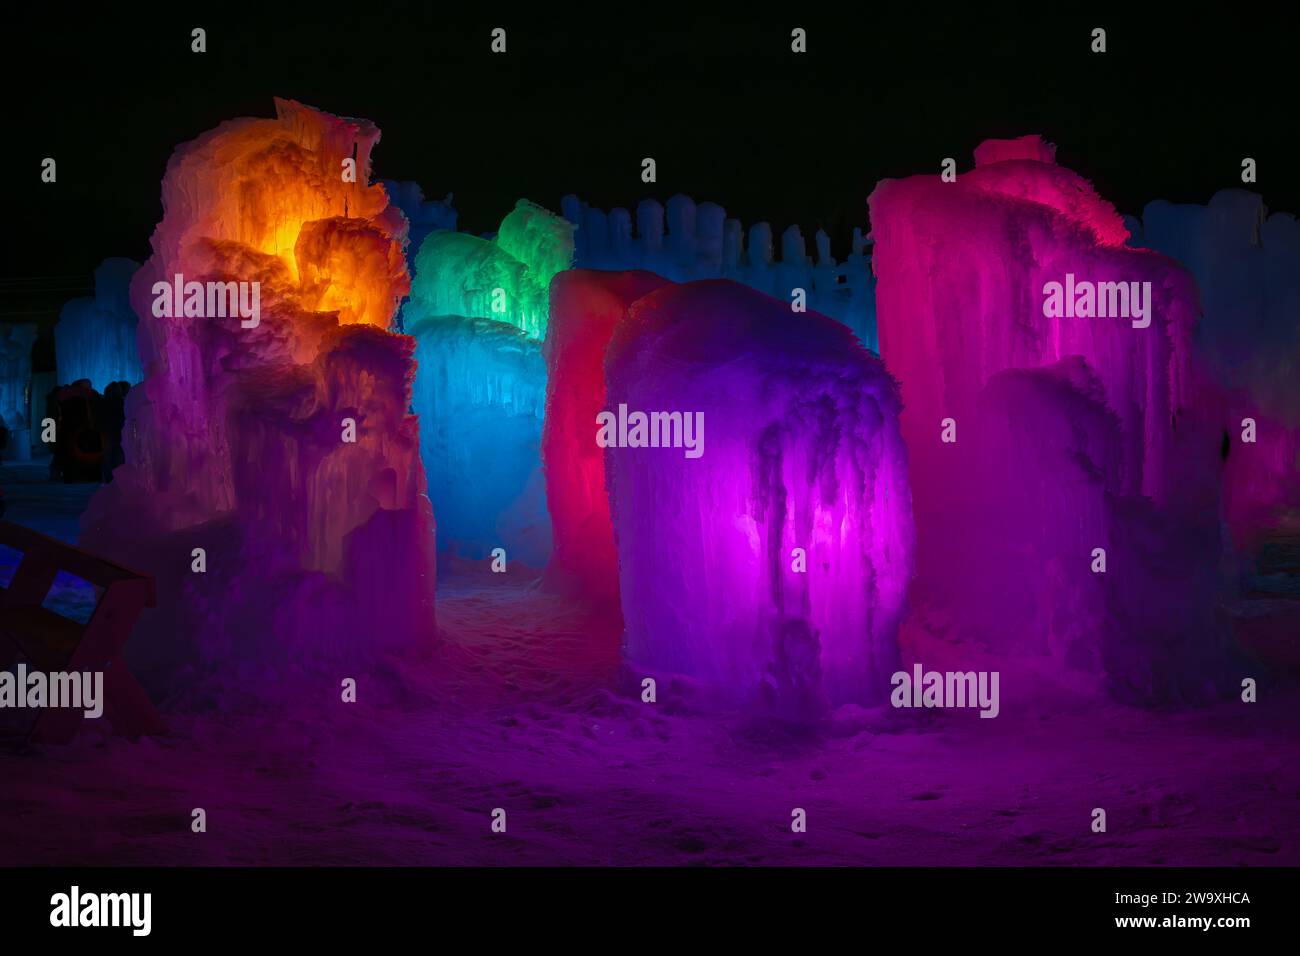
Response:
[870,135,1236,703]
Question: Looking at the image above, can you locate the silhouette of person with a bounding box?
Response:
[101,381,129,483]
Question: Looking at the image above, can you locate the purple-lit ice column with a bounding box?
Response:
[604,280,914,716]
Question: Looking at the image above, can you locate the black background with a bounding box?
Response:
[0,9,1294,927]
[3,6,1296,363]
[0,865,1279,942]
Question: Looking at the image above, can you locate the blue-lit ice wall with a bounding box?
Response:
[401,201,572,568]
[55,258,143,390]
[382,180,458,260]
[406,310,552,567]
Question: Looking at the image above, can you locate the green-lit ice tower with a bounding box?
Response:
[405,199,575,567]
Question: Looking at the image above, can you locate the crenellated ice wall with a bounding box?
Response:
[561,194,879,350]
[1126,190,1300,550]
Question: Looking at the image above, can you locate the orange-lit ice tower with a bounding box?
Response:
[82,99,435,679]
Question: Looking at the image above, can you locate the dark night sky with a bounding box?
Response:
[4,7,1296,344]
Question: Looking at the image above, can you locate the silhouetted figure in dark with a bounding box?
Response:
[101,381,130,483]
[49,379,104,483]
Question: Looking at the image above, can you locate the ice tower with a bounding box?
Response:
[869,135,1236,703]
[403,200,574,566]
[605,280,913,717]
[80,99,436,683]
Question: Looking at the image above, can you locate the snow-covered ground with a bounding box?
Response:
[1,466,1297,866]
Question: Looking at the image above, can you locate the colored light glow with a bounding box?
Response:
[604,279,914,715]
[81,98,436,672]
[408,200,573,340]
[542,270,671,608]
[868,135,1234,704]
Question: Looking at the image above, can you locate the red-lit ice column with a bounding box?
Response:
[541,270,670,610]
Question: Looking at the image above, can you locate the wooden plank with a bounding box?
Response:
[0,521,162,743]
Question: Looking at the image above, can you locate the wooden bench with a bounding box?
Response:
[0,521,162,743]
